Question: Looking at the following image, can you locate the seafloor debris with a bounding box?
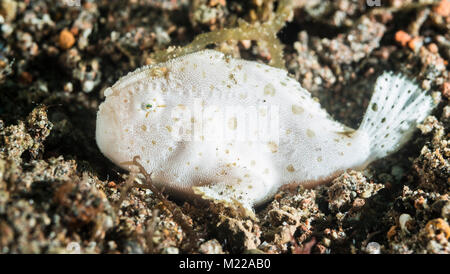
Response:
[328,171,384,212]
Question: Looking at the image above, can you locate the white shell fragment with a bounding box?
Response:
[96,49,436,211]
[365,242,381,254]
[399,213,413,233]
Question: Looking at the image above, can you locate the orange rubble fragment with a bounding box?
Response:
[395,30,411,47]
[59,29,76,50]
[434,0,450,17]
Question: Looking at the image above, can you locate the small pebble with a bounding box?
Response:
[59,29,76,50]
[63,82,73,93]
[365,242,381,254]
[161,247,179,254]
[199,239,224,254]
[82,80,95,93]
[394,30,411,47]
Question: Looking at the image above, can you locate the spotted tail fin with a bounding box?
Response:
[358,72,436,163]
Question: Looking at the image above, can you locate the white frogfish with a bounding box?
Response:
[96,50,436,211]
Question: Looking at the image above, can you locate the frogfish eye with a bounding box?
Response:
[142,103,153,110]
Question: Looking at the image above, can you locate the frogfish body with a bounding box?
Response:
[96,50,435,211]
